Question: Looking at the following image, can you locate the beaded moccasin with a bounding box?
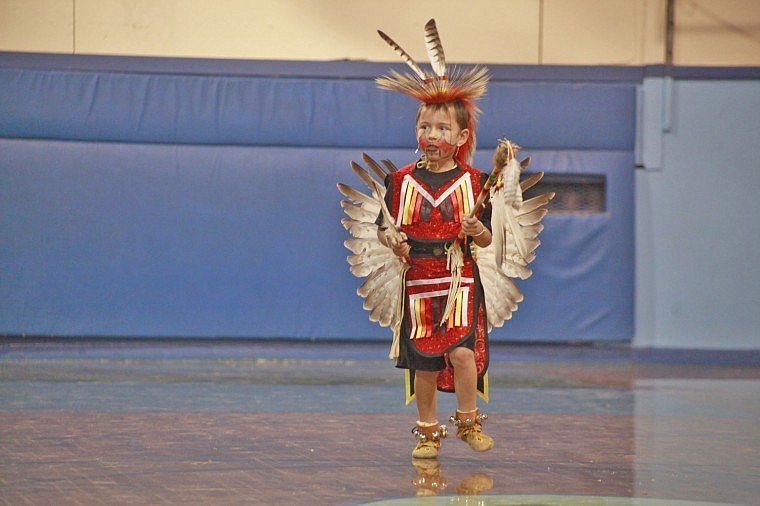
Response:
[449,409,493,452]
[411,421,448,459]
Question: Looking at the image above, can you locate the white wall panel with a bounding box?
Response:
[72,0,540,62]
[674,0,760,66]
[542,0,645,65]
[0,0,73,53]
[2,0,758,66]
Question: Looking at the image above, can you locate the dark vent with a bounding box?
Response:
[523,174,606,213]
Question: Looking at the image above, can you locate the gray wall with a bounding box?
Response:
[635,77,760,349]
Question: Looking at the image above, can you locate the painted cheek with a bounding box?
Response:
[433,137,457,155]
[418,135,456,155]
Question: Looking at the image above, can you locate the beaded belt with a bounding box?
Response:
[408,240,470,258]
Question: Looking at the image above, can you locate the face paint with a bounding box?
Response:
[418,134,458,157]
[416,104,465,166]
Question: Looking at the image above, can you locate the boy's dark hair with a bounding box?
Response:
[416,100,470,131]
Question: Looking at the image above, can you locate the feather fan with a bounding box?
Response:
[338,154,409,358]
[474,144,555,325]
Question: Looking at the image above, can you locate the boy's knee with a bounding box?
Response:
[448,347,474,367]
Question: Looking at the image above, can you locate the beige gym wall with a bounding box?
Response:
[1,0,759,65]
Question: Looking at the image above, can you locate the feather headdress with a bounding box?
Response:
[376,19,489,164]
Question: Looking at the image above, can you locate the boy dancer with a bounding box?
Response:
[339,19,553,459]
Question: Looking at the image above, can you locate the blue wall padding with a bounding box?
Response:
[0,55,636,341]
[0,66,634,150]
[0,138,632,341]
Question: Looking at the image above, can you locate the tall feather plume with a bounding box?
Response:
[377,30,427,80]
[376,20,488,162]
[424,19,446,78]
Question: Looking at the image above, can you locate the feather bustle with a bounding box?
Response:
[339,141,553,339]
[476,246,524,329]
[475,141,554,321]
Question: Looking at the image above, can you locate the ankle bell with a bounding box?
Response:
[412,421,448,443]
[449,409,488,428]
[449,409,493,452]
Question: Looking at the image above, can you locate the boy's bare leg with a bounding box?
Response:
[411,370,446,459]
[448,347,477,411]
[414,370,439,422]
[448,347,493,451]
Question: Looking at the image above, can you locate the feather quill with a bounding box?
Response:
[380,159,398,173]
[361,153,390,180]
[342,219,379,239]
[338,183,375,206]
[340,195,376,213]
[341,201,375,222]
[424,19,446,78]
[350,161,381,193]
[377,30,427,80]
[343,238,376,255]
[521,193,556,215]
[518,209,549,226]
[520,171,543,192]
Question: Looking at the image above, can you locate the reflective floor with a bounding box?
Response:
[0,340,758,505]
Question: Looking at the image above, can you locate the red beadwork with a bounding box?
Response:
[389,162,490,393]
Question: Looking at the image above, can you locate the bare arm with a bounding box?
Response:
[461,216,492,248]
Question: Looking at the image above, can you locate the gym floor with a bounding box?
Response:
[1,339,758,505]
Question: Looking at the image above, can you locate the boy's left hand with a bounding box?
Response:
[461,216,485,237]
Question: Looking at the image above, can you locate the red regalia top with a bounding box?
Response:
[388,161,489,361]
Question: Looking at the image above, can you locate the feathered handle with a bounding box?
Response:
[377,30,427,80]
[489,138,555,278]
[440,139,517,325]
[466,139,516,224]
[424,18,446,78]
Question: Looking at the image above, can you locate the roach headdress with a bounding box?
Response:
[376,18,489,164]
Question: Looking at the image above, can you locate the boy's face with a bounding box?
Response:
[416,104,470,166]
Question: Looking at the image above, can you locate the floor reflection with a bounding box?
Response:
[0,340,757,505]
[411,459,493,497]
[360,496,744,505]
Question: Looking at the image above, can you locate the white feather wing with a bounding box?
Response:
[477,157,554,328]
[337,161,405,331]
[475,244,524,330]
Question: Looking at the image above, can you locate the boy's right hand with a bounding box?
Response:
[387,231,411,258]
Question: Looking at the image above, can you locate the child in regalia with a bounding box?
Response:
[339,19,553,460]
[377,94,494,459]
